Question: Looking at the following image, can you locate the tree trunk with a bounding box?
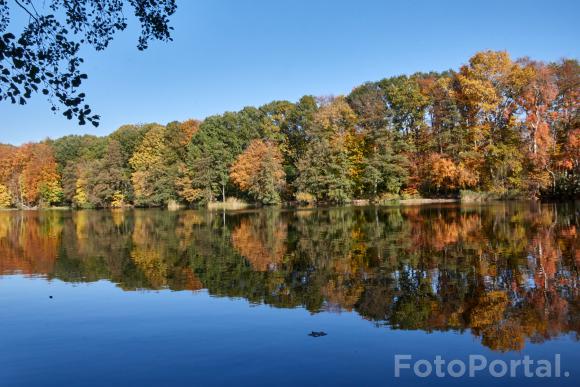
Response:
[546,166,556,194]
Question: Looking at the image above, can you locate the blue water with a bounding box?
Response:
[1,275,577,386]
[0,204,578,386]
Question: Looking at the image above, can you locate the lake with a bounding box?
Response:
[0,203,578,386]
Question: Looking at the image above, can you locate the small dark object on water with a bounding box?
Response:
[49,296,53,299]
[308,331,327,337]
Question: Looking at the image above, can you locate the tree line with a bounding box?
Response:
[0,50,578,208]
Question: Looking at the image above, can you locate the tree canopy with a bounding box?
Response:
[0,50,578,208]
[0,0,176,125]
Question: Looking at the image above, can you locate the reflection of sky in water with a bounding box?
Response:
[429,268,439,294]
[1,275,578,387]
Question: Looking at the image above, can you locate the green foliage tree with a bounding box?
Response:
[86,140,130,207]
[296,138,353,203]
[379,75,429,140]
[108,124,152,165]
[50,134,107,204]
[362,142,408,197]
[182,109,263,203]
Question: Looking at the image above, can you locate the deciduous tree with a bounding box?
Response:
[230,140,285,204]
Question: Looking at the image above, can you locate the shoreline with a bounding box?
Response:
[2,197,571,212]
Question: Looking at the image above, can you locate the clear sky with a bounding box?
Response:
[1,0,578,145]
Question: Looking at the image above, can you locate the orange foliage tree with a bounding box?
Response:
[517,60,559,195]
[230,139,285,204]
[0,143,62,207]
[422,153,477,193]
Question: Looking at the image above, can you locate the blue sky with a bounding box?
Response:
[1,0,578,145]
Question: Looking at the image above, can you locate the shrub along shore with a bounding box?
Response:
[0,51,578,209]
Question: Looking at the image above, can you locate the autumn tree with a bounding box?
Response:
[454,51,529,193]
[182,109,263,203]
[0,144,19,204]
[108,124,151,164]
[550,59,580,197]
[516,60,559,196]
[86,140,130,207]
[230,140,285,204]
[0,183,11,207]
[50,134,106,204]
[425,75,464,156]
[421,153,477,193]
[2,142,63,207]
[378,75,430,151]
[347,83,410,198]
[295,97,359,203]
[129,124,177,206]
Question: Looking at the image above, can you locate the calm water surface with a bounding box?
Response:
[0,203,578,386]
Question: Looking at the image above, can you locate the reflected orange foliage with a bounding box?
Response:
[0,212,60,274]
[231,216,287,271]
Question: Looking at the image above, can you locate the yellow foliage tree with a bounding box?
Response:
[0,184,12,208]
[73,175,89,208]
[110,191,125,208]
[129,125,170,206]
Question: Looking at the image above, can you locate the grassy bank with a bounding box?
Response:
[207,198,250,211]
[459,190,530,203]
[0,192,539,211]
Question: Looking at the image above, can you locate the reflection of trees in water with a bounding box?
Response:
[128,211,204,291]
[0,211,61,274]
[0,202,577,351]
[231,210,287,272]
[131,213,168,289]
